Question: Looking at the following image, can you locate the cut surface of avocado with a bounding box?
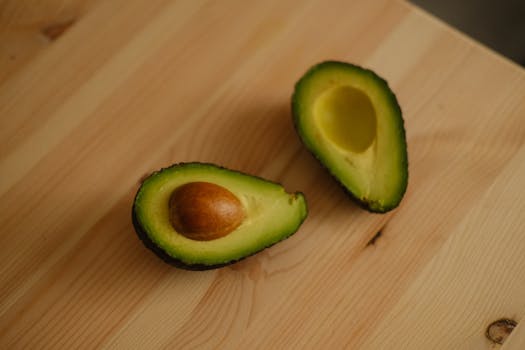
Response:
[132,162,308,269]
[292,61,408,212]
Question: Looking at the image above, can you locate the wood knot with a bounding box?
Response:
[41,20,75,41]
[366,225,386,248]
[486,318,517,344]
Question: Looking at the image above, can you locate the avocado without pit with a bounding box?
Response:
[132,162,308,270]
[292,61,408,212]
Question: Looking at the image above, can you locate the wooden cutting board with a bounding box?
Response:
[1,0,525,348]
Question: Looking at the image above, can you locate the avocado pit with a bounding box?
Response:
[169,181,245,241]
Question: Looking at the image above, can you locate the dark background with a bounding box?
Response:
[411,0,525,66]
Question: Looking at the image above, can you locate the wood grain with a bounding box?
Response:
[1,0,524,348]
[502,322,525,350]
[0,0,102,85]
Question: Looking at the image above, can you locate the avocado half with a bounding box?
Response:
[132,162,308,270]
[292,61,408,212]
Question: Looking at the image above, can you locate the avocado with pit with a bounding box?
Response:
[292,61,408,212]
[132,162,308,270]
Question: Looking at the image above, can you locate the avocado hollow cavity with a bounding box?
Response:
[313,85,377,153]
[292,61,408,212]
[168,182,245,241]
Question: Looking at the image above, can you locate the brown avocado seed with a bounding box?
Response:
[169,182,245,241]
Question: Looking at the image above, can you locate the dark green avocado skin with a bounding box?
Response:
[291,61,408,213]
[132,162,308,270]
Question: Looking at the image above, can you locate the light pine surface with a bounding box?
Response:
[1,0,525,348]
[0,0,101,84]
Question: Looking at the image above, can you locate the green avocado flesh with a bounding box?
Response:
[292,61,408,212]
[132,163,308,269]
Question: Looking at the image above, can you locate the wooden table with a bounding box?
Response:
[1,0,525,348]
